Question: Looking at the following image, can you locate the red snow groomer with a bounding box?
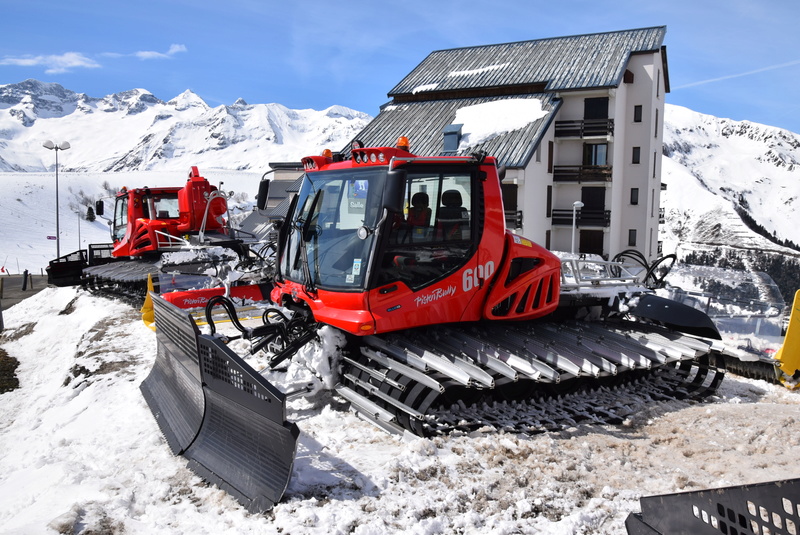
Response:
[77,167,257,301]
[143,139,727,512]
[104,166,230,258]
[48,166,243,295]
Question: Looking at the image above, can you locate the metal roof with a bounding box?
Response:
[342,94,561,168]
[389,27,666,97]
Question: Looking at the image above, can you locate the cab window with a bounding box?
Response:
[377,168,475,290]
[112,196,128,241]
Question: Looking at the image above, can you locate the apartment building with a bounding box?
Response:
[347,26,669,261]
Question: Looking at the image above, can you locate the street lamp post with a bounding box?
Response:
[43,140,70,258]
[571,200,584,255]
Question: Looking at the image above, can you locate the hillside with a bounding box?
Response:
[659,104,800,302]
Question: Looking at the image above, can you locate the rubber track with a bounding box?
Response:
[82,260,158,305]
[339,320,726,437]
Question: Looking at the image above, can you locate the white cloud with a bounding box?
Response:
[167,44,187,55]
[0,44,187,73]
[0,52,100,74]
[134,44,188,61]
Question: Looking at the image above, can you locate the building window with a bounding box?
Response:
[535,143,541,163]
[634,105,643,123]
[547,141,554,173]
[651,189,655,218]
[628,229,637,247]
[583,143,607,166]
[655,109,659,137]
[584,97,609,120]
[653,152,657,178]
[632,147,641,164]
[630,188,639,205]
[657,70,661,98]
[546,186,552,217]
[624,70,634,83]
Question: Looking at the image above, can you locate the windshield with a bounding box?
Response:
[144,193,179,219]
[280,167,388,291]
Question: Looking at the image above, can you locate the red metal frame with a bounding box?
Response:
[111,168,227,258]
[271,147,562,336]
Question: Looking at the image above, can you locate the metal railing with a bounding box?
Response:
[554,119,614,138]
[154,230,191,250]
[559,257,640,291]
[551,208,611,227]
[552,165,612,182]
[505,210,523,229]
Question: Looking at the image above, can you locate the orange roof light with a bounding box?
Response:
[321,149,333,158]
[396,136,410,151]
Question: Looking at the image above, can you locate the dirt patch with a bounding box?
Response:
[58,297,79,316]
[0,347,20,393]
[0,322,36,342]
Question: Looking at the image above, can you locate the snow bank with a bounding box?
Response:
[2,288,800,534]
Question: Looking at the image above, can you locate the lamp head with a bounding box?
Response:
[43,140,70,150]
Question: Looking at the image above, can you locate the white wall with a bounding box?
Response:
[515,49,667,261]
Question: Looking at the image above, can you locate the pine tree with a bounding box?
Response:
[86,206,96,222]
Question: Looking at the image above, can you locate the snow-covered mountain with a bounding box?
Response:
[658,104,800,302]
[0,79,372,172]
[661,104,799,251]
[0,79,798,300]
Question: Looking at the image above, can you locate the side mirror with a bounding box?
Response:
[383,169,406,213]
[256,179,270,211]
[95,199,104,216]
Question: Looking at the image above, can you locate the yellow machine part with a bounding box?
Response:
[141,275,156,332]
[776,290,800,389]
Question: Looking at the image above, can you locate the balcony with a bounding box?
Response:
[658,207,665,224]
[505,210,523,230]
[552,165,612,183]
[554,119,614,138]
[551,208,611,227]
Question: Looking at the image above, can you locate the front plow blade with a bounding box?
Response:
[141,294,299,512]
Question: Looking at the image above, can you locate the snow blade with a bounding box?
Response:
[626,477,800,535]
[631,294,721,340]
[141,294,299,512]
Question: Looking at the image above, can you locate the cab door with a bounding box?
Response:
[367,166,484,333]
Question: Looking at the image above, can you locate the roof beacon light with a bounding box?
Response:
[396,136,410,151]
[321,149,333,159]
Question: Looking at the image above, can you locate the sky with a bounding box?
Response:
[1,0,800,133]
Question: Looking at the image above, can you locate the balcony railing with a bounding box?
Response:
[505,210,523,230]
[554,119,614,138]
[551,209,611,227]
[552,165,612,182]
[658,207,665,224]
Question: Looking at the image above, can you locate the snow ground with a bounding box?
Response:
[1,287,799,535]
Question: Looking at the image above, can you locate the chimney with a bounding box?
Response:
[442,124,463,155]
